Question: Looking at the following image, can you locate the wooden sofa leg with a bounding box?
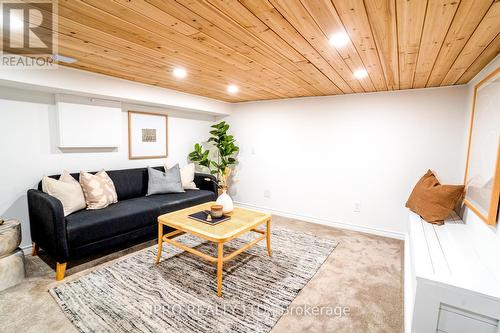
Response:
[56,262,67,281]
[31,243,39,256]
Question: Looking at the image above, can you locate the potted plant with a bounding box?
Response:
[188,121,239,212]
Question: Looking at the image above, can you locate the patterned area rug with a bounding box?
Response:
[50,228,337,333]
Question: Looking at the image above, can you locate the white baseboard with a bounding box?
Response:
[20,244,32,256]
[234,201,406,240]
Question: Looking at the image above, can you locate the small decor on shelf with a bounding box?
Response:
[189,121,239,213]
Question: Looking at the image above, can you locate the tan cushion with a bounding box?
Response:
[79,170,118,210]
[42,171,86,216]
[406,170,464,224]
[165,163,198,190]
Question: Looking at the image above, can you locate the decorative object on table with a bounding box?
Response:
[216,189,234,214]
[463,67,500,226]
[189,121,239,212]
[210,204,223,218]
[0,220,25,291]
[406,170,464,225]
[187,210,230,225]
[128,111,168,160]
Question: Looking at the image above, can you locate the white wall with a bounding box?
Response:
[228,86,469,238]
[0,93,213,248]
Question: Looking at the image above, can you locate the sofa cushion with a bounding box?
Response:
[146,165,184,195]
[106,168,149,201]
[146,190,216,214]
[79,170,118,210]
[66,197,159,247]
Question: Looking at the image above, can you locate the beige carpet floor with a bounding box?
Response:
[0,215,403,333]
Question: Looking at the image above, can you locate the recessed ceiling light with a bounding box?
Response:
[227,84,239,94]
[354,69,368,79]
[329,32,350,48]
[52,54,77,63]
[172,67,187,79]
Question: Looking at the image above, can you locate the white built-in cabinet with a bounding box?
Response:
[405,210,500,333]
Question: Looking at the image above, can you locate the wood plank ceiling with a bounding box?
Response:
[49,0,500,102]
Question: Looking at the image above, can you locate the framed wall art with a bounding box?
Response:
[128,111,168,160]
[464,67,500,226]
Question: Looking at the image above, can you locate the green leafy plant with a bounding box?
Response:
[188,121,239,188]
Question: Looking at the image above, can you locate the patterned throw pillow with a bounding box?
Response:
[79,170,118,210]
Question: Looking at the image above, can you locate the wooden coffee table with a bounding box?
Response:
[155,202,272,297]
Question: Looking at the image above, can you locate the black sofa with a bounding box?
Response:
[27,166,217,280]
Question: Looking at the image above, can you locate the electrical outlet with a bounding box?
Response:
[353,202,361,213]
[264,190,271,198]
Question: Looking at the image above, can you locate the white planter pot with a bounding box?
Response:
[216,190,233,214]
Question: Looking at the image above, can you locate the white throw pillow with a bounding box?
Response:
[165,163,198,190]
[42,171,86,216]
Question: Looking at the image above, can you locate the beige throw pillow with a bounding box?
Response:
[165,163,198,190]
[42,171,86,216]
[79,170,118,210]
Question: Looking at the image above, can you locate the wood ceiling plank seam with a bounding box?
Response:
[362,0,399,90]
[204,0,342,96]
[203,0,341,95]
[329,0,387,91]
[63,0,254,72]
[57,2,237,68]
[323,0,384,91]
[239,0,351,93]
[394,0,401,90]
[456,33,500,84]
[60,0,294,98]
[69,60,271,101]
[299,0,377,92]
[410,0,430,89]
[269,0,365,93]
[422,0,467,88]
[411,0,460,88]
[441,0,500,85]
[55,33,268,94]
[426,0,493,87]
[155,0,317,96]
[57,18,288,94]
[56,44,271,100]
[113,0,310,98]
[63,61,243,102]
[236,0,348,93]
[54,10,288,95]
[396,0,428,90]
